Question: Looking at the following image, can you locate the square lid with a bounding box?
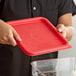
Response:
[7,17,72,56]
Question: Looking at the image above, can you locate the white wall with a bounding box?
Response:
[58,15,76,58]
[58,0,76,58]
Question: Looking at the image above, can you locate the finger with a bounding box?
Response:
[61,31,67,38]
[0,40,9,44]
[0,37,10,44]
[3,39,12,45]
[8,33,17,46]
[56,24,65,32]
[2,41,10,45]
[0,38,13,45]
[3,36,8,41]
[13,29,22,41]
[0,39,4,42]
[0,40,5,44]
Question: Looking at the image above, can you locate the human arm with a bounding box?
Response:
[56,13,74,41]
[56,0,74,41]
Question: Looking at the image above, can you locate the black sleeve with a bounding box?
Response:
[58,0,72,17]
[0,0,5,14]
[72,0,76,15]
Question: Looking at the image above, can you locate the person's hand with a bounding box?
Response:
[56,24,74,41]
[0,19,21,46]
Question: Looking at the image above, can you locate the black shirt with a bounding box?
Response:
[0,0,72,26]
[0,0,72,76]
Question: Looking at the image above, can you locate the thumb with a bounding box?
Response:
[13,29,22,41]
[56,24,65,32]
[61,31,67,38]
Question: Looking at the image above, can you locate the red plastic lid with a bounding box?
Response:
[7,17,72,56]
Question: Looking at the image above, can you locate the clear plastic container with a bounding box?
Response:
[31,57,76,76]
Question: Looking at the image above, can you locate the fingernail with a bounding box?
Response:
[58,28,62,32]
[12,43,17,47]
[19,38,22,41]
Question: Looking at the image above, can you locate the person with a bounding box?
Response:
[0,0,75,76]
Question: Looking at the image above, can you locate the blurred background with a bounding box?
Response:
[58,15,76,58]
[58,0,76,58]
